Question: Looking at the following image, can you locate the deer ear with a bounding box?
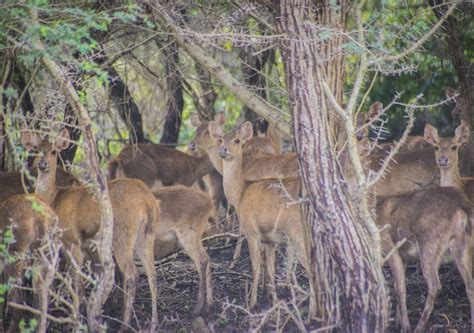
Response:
[215,112,226,125]
[190,113,201,127]
[423,124,439,145]
[240,121,254,142]
[208,121,224,140]
[55,128,70,151]
[454,122,470,145]
[20,130,42,151]
[367,102,383,121]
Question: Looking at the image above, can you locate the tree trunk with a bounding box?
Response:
[431,0,473,126]
[275,1,388,331]
[107,65,145,144]
[159,40,184,145]
[240,48,271,134]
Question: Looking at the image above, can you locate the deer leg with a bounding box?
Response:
[386,247,409,333]
[414,250,442,333]
[5,263,23,333]
[452,238,474,331]
[136,232,158,330]
[284,244,296,284]
[246,234,263,311]
[293,238,317,322]
[115,250,138,333]
[176,230,213,315]
[263,242,278,305]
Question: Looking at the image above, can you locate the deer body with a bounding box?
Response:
[376,187,473,333]
[152,185,215,314]
[21,129,159,331]
[209,121,316,320]
[0,194,57,333]
[361,147,439,195]
[109,143,214,190]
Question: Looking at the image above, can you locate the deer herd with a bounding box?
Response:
[0,92,473,332]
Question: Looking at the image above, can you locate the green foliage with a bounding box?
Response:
[19,318,37,333]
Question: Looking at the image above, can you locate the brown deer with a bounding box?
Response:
[376,187,473,333]
[0,167,78,203]
[152,185,215,314]
[356,102,431,155]
[208,120,316,321]
[190,113,297,180]
[21,129,160,332]
[108,142,215,190]
[0,195,57,333]
[423,122,472,191]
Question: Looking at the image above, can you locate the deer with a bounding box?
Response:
[152,185,216,315]
[0,192,57,333]
[375,186,473,333]
[189,113,294,180]
[0,167,78,203]
[356,102,431,155]
[423,122,473,192]
[208,120,316,321]
[20,128,160,332]
[108,140,215,190]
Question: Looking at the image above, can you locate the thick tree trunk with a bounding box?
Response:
[275,1,388,331]
[159,40,183,145]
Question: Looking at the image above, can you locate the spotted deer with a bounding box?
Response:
[21,129,160,332]
[208,120,316,321]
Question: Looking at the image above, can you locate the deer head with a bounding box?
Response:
[423,123,470,169]
[20,128,71,174]
[209,121,253,161]
[189,112,226,153]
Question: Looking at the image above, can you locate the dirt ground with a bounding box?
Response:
[102,234,471,333]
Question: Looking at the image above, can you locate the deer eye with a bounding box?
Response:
[451,145,457,151]
[434,146,439,151]
[234,139,240,144]
[51,150,57,155]
[217,138,223,144]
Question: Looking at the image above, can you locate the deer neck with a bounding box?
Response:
[35,166,58,205]
[222,154,245,210]
[439,165,465,191]
[204,146,224,175]
[191,153,214,178]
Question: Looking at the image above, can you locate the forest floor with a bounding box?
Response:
[103,231,472,333]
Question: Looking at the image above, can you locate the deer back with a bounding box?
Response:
[362,147,438,195]
[110,144,213,189]
[376,187,472,258]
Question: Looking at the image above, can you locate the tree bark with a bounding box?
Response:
[430,0,473,126]
[107,65,145,144]
[159,39,184,145]
[240,48,271,133]
[275,1,388,331]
